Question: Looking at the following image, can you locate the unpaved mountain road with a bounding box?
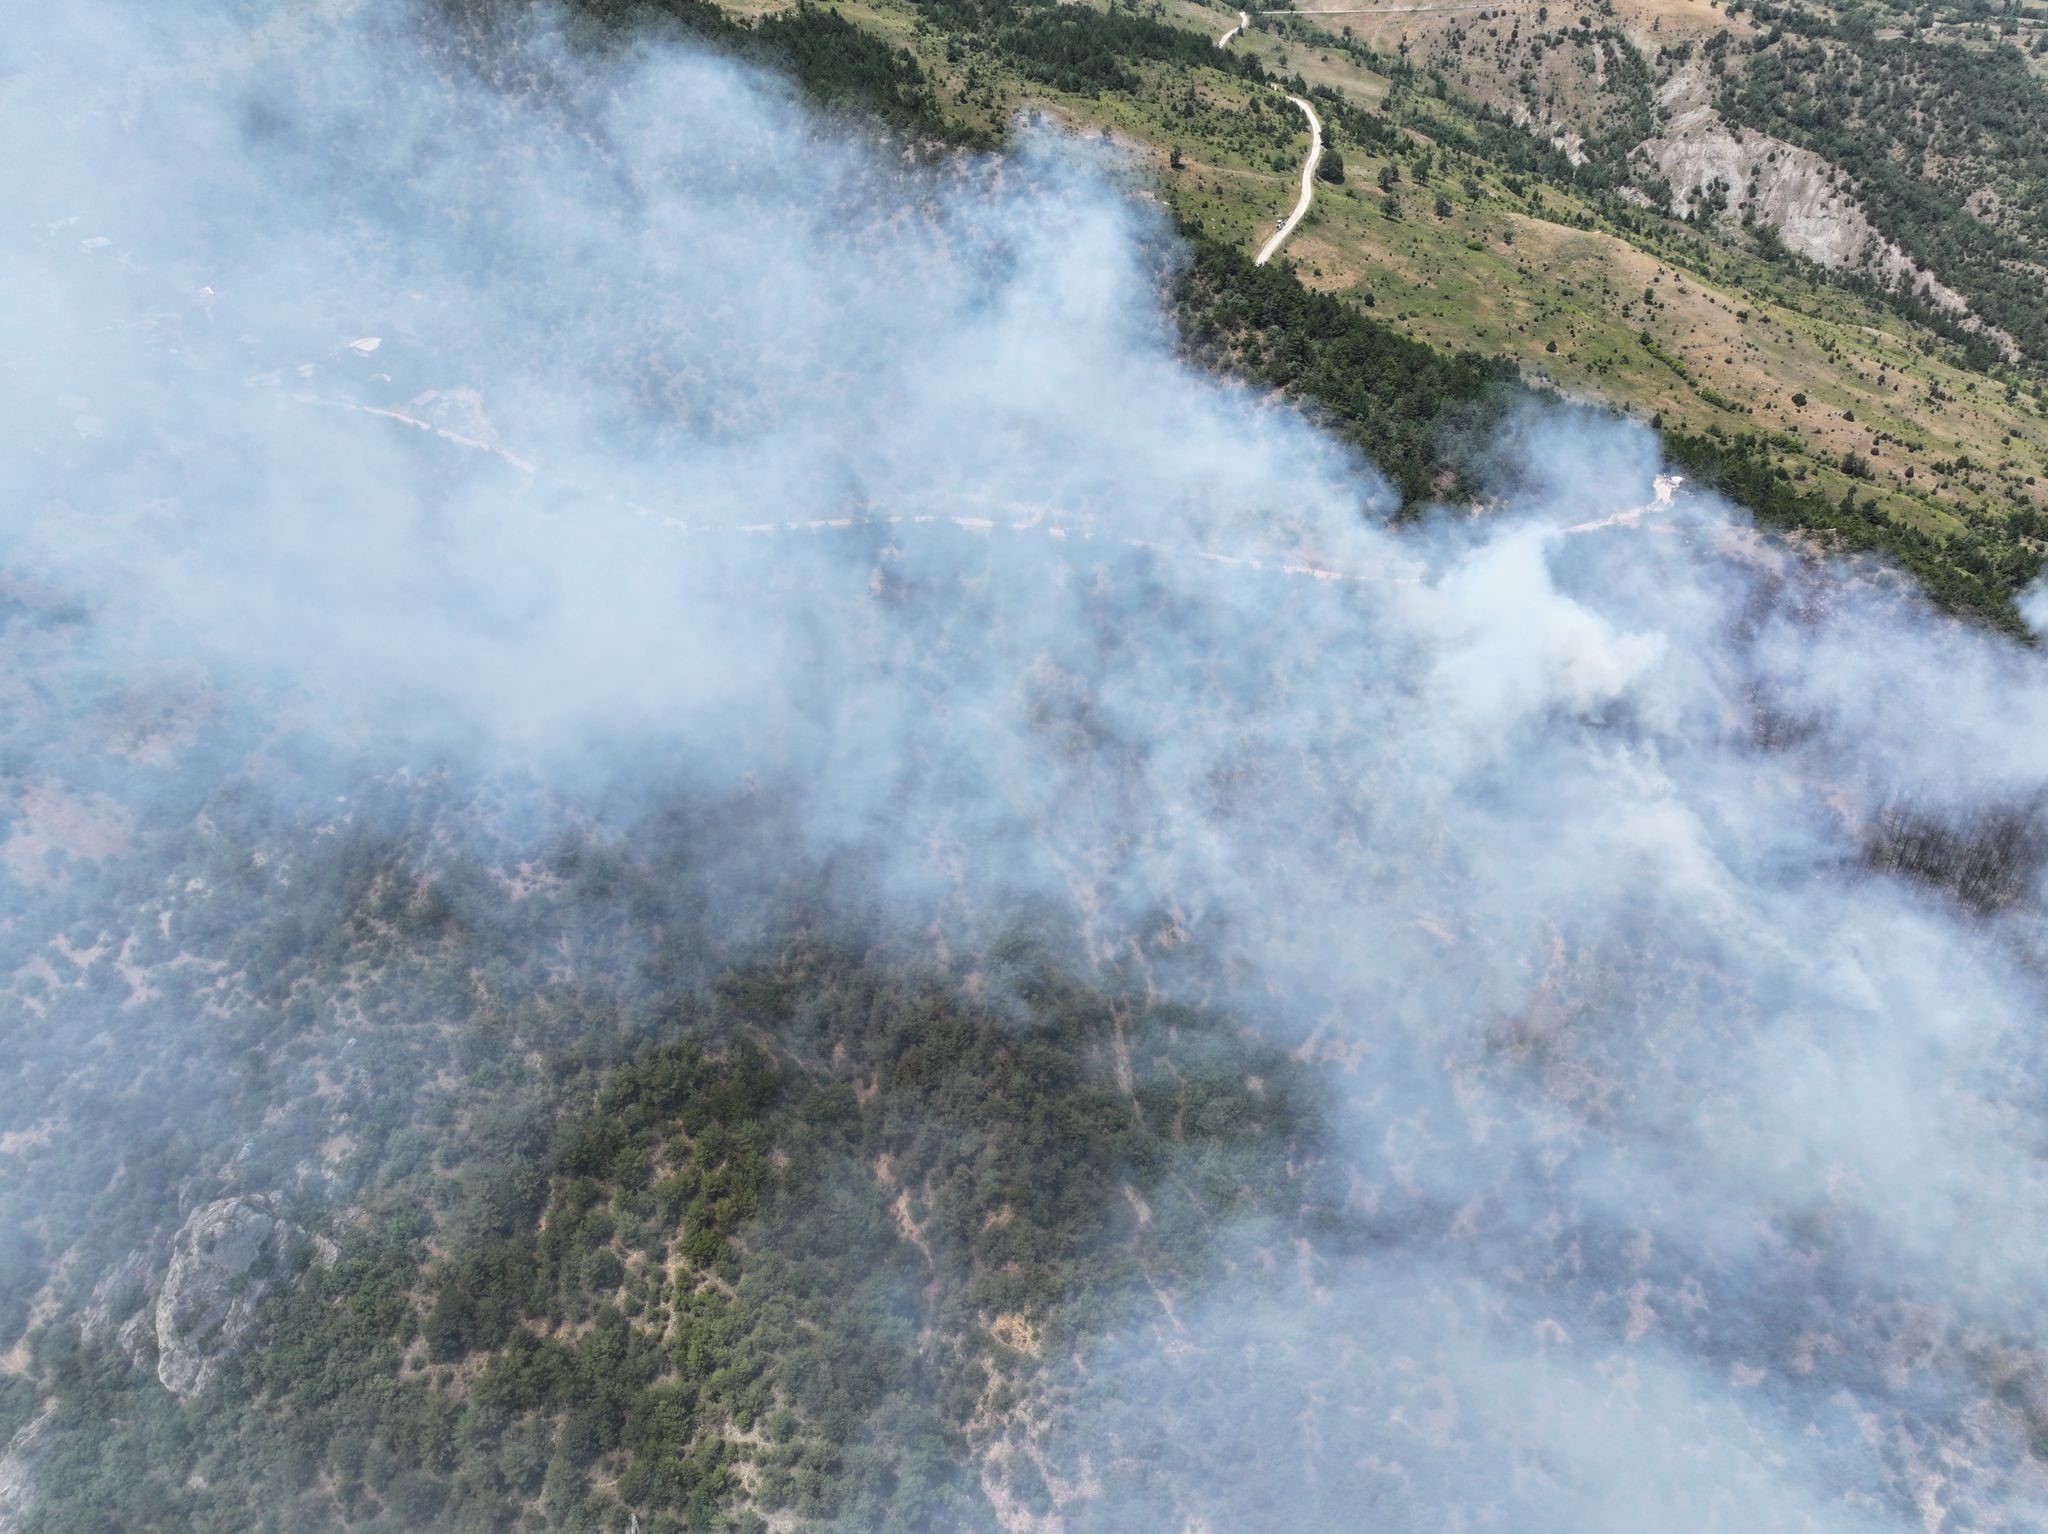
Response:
[1255,93,1322,267]
[1257,4,1512,14]
[298,379,1685,590]
[1214,15,1323,266]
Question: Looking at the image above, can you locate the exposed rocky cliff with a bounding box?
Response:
[150,1195,323,1399]
[1637,69,2001,347]
[0,1412,52,1534]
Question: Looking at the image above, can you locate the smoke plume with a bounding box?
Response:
[4,1,2048,1528]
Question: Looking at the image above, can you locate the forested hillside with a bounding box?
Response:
[10,5,2048,1534]
[24,972,1319,1534]
[2,771,1327,1533]
[532,0,2048,628]
[1722,11,2048,363]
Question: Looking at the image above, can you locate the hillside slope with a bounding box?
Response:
[628,0,2048,622]
[9,6,2048,1534]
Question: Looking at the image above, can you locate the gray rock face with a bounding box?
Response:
[152,1195,309,1399]
[77,1247,156,1348]
[0,1412,52,1534]
[1635,69,2008,354]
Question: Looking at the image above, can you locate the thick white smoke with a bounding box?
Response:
[5,1,2048,1529]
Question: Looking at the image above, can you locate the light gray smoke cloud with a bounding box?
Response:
[5,1,2048,1529]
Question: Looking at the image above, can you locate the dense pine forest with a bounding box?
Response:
[4,775,1329,1533]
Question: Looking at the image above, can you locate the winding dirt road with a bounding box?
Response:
[1214,14,1323,266]
[1254,93,1322,267]
[298,379,1684,595]
[1257,4,1510,14]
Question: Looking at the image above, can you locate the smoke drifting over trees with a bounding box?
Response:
[4,2,2048,1529]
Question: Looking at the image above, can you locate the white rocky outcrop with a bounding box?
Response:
[151,1194,316,1398]
[1634,70,2008,353]
[0,1412,52,1534]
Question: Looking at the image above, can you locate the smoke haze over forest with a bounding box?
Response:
[5,2,2048,1529]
